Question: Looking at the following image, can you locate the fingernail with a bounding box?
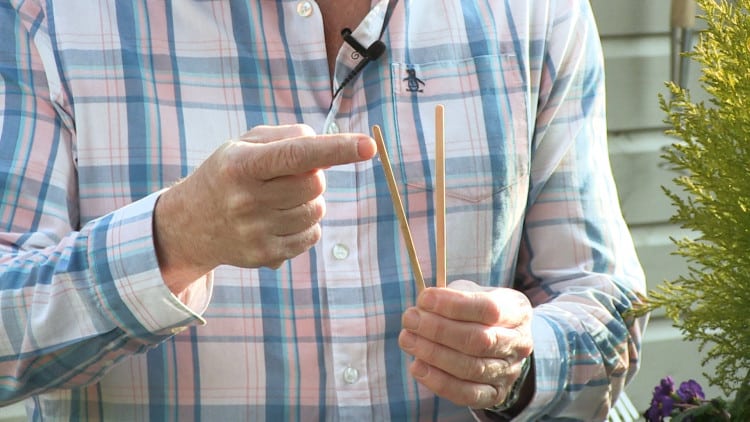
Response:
[357,137,377,159]
[400,330,416,349]
[411,360,428,378]
[402,309,420,330]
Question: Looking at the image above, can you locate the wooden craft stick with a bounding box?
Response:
[372,125,426,293]
[435,105,446,288]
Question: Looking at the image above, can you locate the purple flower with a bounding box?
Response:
[644,377,676,422]
[677,379,705,404]
[645,395,674,421]
[656,376,675,396]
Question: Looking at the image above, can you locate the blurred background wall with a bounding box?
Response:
[591,0,721,412]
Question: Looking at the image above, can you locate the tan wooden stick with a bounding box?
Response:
[372,125,426,293]
[435,105,446,288]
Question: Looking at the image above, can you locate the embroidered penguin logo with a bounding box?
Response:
[404,68,425,93]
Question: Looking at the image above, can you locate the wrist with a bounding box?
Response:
[484,355,535,420]
[153,186,214,292]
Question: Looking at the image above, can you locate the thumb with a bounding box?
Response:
[447,279,494,293]
[445,280,531,327]
[238,124,317,144]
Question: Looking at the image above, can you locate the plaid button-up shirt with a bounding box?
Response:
[0,0,646,420]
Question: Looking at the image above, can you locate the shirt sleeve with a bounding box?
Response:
[0,2,210,405]
[511,1,648,420]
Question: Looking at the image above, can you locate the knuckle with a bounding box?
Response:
[466,358,488,381]
[308,224,323,244]
[291,124,316,137]
[276,141,308,170]
[481,359,505,382]
[428,317,455,345]
[310,170,327,195]
[509,327,534,358]
[421,341,441,363]
[309,196,326,222]
[469,387,490,408]
[431,378,452,399]
[220,146,251,180]
[424,323,441,343]
[254,242,277,264]
[467,358,508,384]
[283,225,321,257]
[517,338,534,358]
[466,328,496,355]
[478,299,501,324]
[218,142,263,181]
[225,188,259,215]
[493,382,508,404]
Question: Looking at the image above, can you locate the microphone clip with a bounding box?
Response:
[341,28,386,61]
[331,28,387,101]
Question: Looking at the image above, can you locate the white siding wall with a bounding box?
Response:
[0,2,721,420]
[0,404,22,421]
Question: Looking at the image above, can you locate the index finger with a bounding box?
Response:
[253,134,377,180]
[417,287,531,328]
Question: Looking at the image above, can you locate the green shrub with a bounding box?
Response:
[637,0,750,417]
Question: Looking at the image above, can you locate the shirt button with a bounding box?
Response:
[296,1,313,17]
[332,243,349,260]
[343,366,360,384]
[326,121,340,134]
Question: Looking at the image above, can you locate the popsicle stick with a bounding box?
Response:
[435,104,446,288]
[372,125,426,293]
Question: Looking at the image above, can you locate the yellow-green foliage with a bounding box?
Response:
[653,0,750,399]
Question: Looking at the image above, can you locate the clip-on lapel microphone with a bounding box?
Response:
[333,28,387,98]
[341,28,386,61]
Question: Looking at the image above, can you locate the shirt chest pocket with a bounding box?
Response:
[380,55,531,284]
[387,54,530,205]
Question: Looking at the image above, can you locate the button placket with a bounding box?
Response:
[317,124,369,403]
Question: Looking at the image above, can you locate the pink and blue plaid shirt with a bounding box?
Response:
[0,0,646,420]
